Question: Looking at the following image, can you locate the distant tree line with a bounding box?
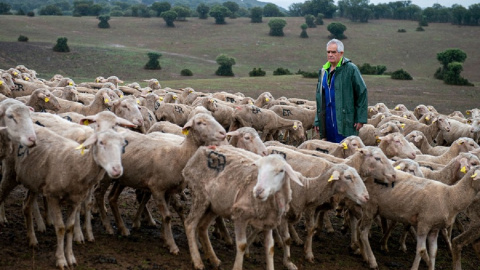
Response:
[1,0,479,26]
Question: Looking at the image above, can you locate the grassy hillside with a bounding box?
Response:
[0,15,479,113]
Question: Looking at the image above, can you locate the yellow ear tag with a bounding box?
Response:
[381,115,385,119]
[458,140,464,145]
[403,115,407,118]
[68,82,73,86]
[395,165,401,170]
[425,116,430,121]
[182,129,189,136]
[159,97,163,101]
[395,106,399,110]
[328,175,334,182]
[83,120,89,126]
[136,99,140,104]
[96,79,100,83]
[104,98,109,104]
[265,98,270,102]
[25,77,29,81]
[120,95,124,98]
[155,81,159,85]
[293,125,297,129]
[472,173,478,178]
[13,72,18,75]
[249,100,253,105]
[0,80,3,85]
[369,108,373,112]
[342,142,348,150]
[466,111,470,115]
[75,144,85,155]
[401,124,405,129]
[461,166,467,173]
[44,97,50,103]
[173,96,178,100]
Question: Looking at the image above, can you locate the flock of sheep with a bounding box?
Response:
[0,64,480,270]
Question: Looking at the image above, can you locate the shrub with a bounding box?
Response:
[144,52,162,70]
[210,5,231,24]
[416,26,424,31]
[359,63,386,75]
[53,37,70,52]
[98,15,110,28]
[300,23,308,38]
[305,14,316,28]
[419,15,428,26]
[181,69,193,76]
[391,69,412,80]
[315,13,324,25]
[249,68,266,77]
[196,3,209,19]
[397,28,406,32]
[18,35,29,42]
[268,18,287,36]
[443,62,474,86]
[215,54,236,76]
[250,6,262,23]
[297,69,318,78]
[161,10,177,27]
[273,67,292,76]
[327,22,347,39]
[27,11,35,17]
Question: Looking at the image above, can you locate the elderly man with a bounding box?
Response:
[314,39,368,142]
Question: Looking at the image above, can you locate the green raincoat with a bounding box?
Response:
[314,57,368,139]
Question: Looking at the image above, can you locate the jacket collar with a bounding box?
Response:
[323,57,349,70]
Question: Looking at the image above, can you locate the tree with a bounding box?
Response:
[98,15,110,28]
[268,18,287,36]
[435,49,469,82]
[144,52,162,70]
[53,37,70,53]
[443,62,473,86]
[451,4,468,25]
[151,1,171,17]
[223,1,239,18]
[39,5,63,15]
[327,22,347,39]
[215,54,236,76]
[161,10,177,27]
[300,23,308,38]
[250,7,263,23]
[305,14,316,27]
[209,5,231,24]
[288,3,304,16]
[315,13,324,25]
[263,3,281,17]
[338,0,371,22]
[0,2,11,14]
[172,6,190,21]
[196,3,209,19]
[469,3,480,25]
[302,0,337,19]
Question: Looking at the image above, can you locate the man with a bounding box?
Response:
[314,39,368,142]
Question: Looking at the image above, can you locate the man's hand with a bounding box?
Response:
[354,123,364,131]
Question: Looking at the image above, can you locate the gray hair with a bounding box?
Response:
[326,39,344,53]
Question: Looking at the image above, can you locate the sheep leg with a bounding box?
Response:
[304,207,318,262]
[473,238,480,260]
[108,182,130,236]
[198,211,221,268]
[245,228,262,258]
[264,229,275,270]
[184,197,209,270]
[43,196,53,226]
[93,178,114,234]
[358,217,378,269]
[288,223,303,245]
[83,188,95,242]
[65,204,80,267]
[380,219,397,252]
[233,220,248,270]
[399,224,413,252]
[151,189,179,255]
[23,190,38,247]
[322,210,335,233]
[132,190,151,229]
[411,229,429,270]
[212,217,233,246]
[427,229,439,270]
[279,220,298,270]
[452,222,480,270]
[73,211,85,244]
[349,212,360,253]
[440,227,452,255]
[32,195,46,233]
[47,197,68,270]
[0,203,6,224]
[0,158,19,225]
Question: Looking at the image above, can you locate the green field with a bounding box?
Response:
[0,15,479,113]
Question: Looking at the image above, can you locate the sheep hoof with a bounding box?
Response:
[169,246,180,255]
[305,254,314,263]
[56,259,68,270]
[285,261,298,270]
[29,240,39,247]
[293,239,304,246]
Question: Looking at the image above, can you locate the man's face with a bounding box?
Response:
[327,43,343,65]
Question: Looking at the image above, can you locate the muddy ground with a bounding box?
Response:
[0,184,479,270]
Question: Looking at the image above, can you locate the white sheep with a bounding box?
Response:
[357,166,480,270]
[414,137,479,164]
[183,146,303,270]
[0,72,14,97]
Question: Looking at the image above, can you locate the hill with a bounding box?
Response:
[0,15,479,113]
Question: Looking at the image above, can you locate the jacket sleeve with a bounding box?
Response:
[352,66,368,124]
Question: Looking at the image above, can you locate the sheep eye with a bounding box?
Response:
[279,169,284,173]
[345,175,352,180]
[7,114,14,119]
[375,157,381,161]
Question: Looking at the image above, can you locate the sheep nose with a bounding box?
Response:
[261,150,268,157]
[254,187,264,198]
[363,194,370,202]
[410,153,416,159]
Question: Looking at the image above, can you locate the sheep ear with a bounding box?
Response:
[182,118,194,135]
[116,118,137,128]
[394,162,405,170]
[328,171,340,182]
[82,133,98,148]
[467,119,472,124]
[414,135,423,143]
[472,169,479,180]
[226,130,240,137]
[457,139,465,145]
[292,123,298,130]
[284,163,303,187]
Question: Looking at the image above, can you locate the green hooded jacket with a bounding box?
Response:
[314,57,368,139]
